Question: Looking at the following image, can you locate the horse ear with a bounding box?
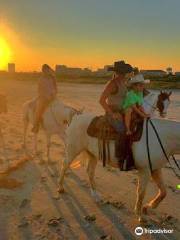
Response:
[168,91,172,96]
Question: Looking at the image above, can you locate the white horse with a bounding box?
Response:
[58,91,175,222]
[22,98,82,161]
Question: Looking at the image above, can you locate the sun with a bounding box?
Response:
[0,37,12,70]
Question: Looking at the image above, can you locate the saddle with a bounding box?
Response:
[87,114,144,170]
[87,114,143,142]
[87,115,119,140]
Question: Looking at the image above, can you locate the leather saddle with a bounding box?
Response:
[87,115,143,142]
[87,114,144,170]
[87,115,119,140]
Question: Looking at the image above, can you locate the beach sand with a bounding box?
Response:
[0,79,179,240]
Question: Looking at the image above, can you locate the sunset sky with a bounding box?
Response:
[0,0,180,71]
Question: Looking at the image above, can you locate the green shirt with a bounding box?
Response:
[122,90,143,110]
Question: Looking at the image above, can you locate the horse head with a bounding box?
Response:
[156,91,172,117]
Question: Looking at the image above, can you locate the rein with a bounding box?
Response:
[146,118,180,179]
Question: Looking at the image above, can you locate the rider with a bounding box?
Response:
[123,74,150,135]
[32,64,57,133]
[99,60,134,168]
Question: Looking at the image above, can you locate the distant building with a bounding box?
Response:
[8,63,15,73]
[55,65,92,77]
[140,70,166,77]
[175,72,180,76]
[94,65,112,77]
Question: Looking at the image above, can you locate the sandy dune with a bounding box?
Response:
[0,79,179,240]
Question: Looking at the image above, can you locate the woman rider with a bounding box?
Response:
[99,60,134,168]
[32,64,57,133]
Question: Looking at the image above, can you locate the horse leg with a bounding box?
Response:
[23,116,29,152]
[58,156,71,193]
[135,169,149,222]
[46,133,51,163]
[86,152,100,202]
[143,169,166,214]
[58,137,73,193]
[33,133,38,156]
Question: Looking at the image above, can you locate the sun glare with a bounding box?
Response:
[0,37,12,70]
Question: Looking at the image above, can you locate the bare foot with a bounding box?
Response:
[126,130,132,135]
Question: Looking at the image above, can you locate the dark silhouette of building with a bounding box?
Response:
[8,63,15,73]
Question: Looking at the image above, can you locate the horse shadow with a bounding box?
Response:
[45,164,136,240]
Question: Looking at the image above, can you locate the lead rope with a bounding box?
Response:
[171,154,180,171]
[147,119,180,179]
[146,119,153,174]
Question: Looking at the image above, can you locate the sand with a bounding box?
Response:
[0,79,179,240]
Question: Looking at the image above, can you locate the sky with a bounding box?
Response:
[0,0,180,71]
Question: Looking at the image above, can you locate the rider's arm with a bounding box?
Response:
[132,105,149,118]
[99,80,116,115]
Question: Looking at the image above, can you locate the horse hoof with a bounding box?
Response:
[138,215,148,224]
[91,190,102,203]
[142,205,149,215]
[58,187,65,194]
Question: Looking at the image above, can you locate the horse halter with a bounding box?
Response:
[156,91,171,116]
[144,92,171,116]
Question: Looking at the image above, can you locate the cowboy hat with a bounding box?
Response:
[107,60,134,74]
[128,74,150,85]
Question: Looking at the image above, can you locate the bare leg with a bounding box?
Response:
[143,169,166,214]
[135,169,149,222]
[32,99,47,133]
[86,153,100,202]
[124,108,132,135]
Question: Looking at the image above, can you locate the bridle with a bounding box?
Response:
[144,93,170,115]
